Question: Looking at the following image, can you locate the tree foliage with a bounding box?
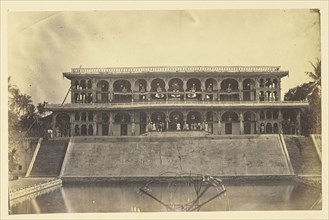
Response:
[284,59,321,134]
[8,77,49,173]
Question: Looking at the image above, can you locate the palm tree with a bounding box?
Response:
[19,94,33,115]
[9,89,23,114]
[305,58,321,134]
[305,58,321,97]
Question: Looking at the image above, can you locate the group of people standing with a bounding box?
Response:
[145,121,213,133]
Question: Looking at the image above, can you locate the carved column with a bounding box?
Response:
[109,112,113,136]
[239,112,244,135]
[92,78,97,103]
[255,111,260,134]
[130,79,136,102]
[183,79,187,101]
[165,80,169,101]
[201,78,206,101]
[278,79,282,101]
[183,111,187,129]
[296,110,301,135]
[108,79,113,103]
[93,113,97,136]
[146,79,152,101]
[255,78,260,102]
[218,111,222,135]
[131,111,135,136]
[165,111,169,131]
[278,109,283,134]
[70,113,75,137]
[217,79,222,101]
[238,78,243,101]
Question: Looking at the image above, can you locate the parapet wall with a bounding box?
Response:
[61,135,293,179]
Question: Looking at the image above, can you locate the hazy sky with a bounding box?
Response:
[8,9,320,104]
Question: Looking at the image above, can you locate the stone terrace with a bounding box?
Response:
[61,135,292,178]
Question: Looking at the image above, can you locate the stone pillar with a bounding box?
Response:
[278,109,283,134]
[131,122,135,136]
[255,78,260,102]
[129,79,135,102]
[93,122,97,136]
[278,80,282,101]
[165,83,169,101]
[108,80,113,103]
[218,111,222,135]
[70,113,75,137]
[217,79,222,101]
[147,79,152,101]
[183,80,187,101]
[239,112,244,135]
[165,111,169,131]
[131,112,135,136]
[92,78,97,103]
[183,111,187,129]
[296,110,301,135]
[238,78,243,101]
[109,112,113,136]
[93,112,97,136]
[201,79,206,101]
[255,111,260,134]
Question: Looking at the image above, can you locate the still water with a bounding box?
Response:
[10,180,321,214]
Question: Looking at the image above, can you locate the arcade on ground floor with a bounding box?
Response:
[51,108,301,137]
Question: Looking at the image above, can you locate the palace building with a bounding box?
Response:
[45,66,308,137]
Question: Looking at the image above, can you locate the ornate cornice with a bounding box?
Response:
[70,66,285,74]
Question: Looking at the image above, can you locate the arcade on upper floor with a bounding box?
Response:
[63,66,288,104]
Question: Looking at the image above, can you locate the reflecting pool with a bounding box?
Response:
[10,180,321,214]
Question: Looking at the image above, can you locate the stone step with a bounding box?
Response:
[284,136,321,175]
[29,139,69,177]
[144,131,210,137]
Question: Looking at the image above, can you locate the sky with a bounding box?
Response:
[8,9,321,104]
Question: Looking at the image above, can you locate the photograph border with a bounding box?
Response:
[1,1,328,219]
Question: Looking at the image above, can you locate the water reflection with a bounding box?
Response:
[10,180,321,214]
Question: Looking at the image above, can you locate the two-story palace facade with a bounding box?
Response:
[45,66,308,137]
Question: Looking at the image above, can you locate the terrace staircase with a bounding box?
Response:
[29,139,69,177]
[284,136,321,176]
[143,130,210,137]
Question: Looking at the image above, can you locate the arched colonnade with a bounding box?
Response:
[71,77,281,103]
[51,109,300,137]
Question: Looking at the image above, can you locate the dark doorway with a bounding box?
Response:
[121,124,128,136]
[100,113,109,136]
[140,112,147,134]
[102,124,109,136]
[266,123,273,134]
[244,123,251,134]
[225,123,232,134]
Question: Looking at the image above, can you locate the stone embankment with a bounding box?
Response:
[61,135,293,180]
[9,178,62,201]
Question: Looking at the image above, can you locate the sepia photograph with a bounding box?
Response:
[1,1,328,219]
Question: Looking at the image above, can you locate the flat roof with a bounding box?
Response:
[63,66,289,79]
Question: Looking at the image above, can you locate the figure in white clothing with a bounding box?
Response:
[155,83,164,98]
[187,83,197,98]
[204,122,208,132]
